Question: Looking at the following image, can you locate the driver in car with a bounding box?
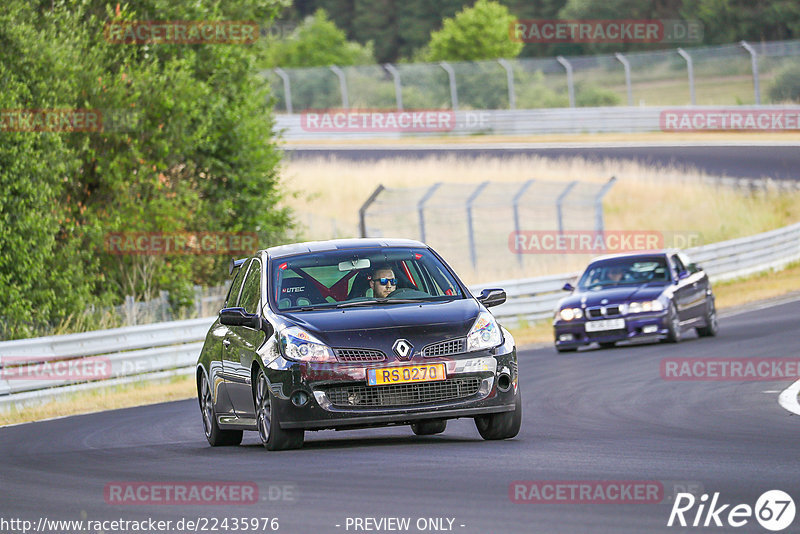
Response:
[607,265,626,282]
[368,266,396,298]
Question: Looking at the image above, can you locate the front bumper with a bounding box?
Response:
[264,337,519,431]
[554,311,669,348]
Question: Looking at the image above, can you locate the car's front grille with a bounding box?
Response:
[587,305,621,318]
[335,348,386,363]
[321,377,482,407]
[586,329,626,340]
[422,338,466,357]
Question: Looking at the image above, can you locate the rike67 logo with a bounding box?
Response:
[668,490,795,531]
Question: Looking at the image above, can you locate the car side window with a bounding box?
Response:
[671,254,686,275]
[225,259,250,308]
[239,260,262,314]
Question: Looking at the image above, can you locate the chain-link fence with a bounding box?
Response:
[359,179,616,277]
[265,40,800,113]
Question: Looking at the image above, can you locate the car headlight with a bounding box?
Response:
[559,307,583,321]
[279,326,337,363]
[467,311,503,352]
[626,300,664,314]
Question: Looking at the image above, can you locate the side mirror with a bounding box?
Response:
[562,282,575,292]
[677,270,690,280]
[219,307,273,335]
[477,288,506,308]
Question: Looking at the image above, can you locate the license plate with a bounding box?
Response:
[367,363,447,386]
[585,318,625,332]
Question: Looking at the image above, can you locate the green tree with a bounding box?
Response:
[261,9,374,67]
[426,0,524,61]
[0,0,291,339]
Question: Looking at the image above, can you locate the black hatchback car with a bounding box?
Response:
[553,250,717,352]
[196,238,521,450]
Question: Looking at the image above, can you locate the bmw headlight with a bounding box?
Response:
[279,326,337,363]
[558,307,584,321]
[467,311,503,352]
[626,300,664,314]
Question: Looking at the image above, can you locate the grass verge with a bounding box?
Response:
[2,262,799,427]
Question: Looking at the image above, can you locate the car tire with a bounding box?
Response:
[599,342,616,349]
[475,389,522,440]
[411,419,447,436]
[255,369,304,451]
[696,298,718,337]
[665,302,682,343]
[555,346,578,353]
[198,373,243,447]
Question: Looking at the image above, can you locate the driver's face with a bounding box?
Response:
[370,269,396,298]
[608,268,624,281]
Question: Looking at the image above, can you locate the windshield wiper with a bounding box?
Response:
[335,298,426,308]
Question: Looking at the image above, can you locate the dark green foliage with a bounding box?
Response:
[0,0,291,339]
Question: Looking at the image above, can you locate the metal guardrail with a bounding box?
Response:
[1,222,799,411]
[276,106,800,139]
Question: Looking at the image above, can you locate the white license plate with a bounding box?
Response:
[585,318,625,332]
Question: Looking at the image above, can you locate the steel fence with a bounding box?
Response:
[359,179,616,273]
[266,40,800,115]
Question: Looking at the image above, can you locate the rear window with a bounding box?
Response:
[269,247,463,311]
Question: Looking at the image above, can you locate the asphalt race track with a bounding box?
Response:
[284,144,800,181]
[2,298,799,534]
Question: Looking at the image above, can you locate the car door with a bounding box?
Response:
[678,252,709,319]
[222,257,265,419]
[669,253,695,321]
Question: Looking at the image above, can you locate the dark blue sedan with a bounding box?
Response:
[553,251,717,352]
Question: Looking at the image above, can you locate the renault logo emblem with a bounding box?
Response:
[392,339,413,360]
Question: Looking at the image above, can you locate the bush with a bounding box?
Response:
[768,63,800,103]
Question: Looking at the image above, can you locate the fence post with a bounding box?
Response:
[273,68,293,114]
[677,48,696,105]
[329,65,349,109]
[614,53,633,106]
[740,41,761,105]
[417,183,442,243]
[439,62,459,111]
[594,176,617,234]
[384,64,403,111]
[125,295,135,326]
[556,181,578,234]
[358,185,385,238]
[497,59,516,110]
[512,180,535,266]
[556,56,575,108]
[466,182,490,268]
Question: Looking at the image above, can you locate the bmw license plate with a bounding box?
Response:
[367,363,447,386]
[584,318,625,332]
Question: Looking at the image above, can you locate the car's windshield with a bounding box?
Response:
[269,247,463,311]
[578,256,669,289]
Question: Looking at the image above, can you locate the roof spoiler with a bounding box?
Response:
[229,257,248,275]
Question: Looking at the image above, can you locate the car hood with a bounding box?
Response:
[278,298,481,349]
[560,283,668,308]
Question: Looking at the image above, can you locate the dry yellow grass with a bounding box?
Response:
[280,155,800,285]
